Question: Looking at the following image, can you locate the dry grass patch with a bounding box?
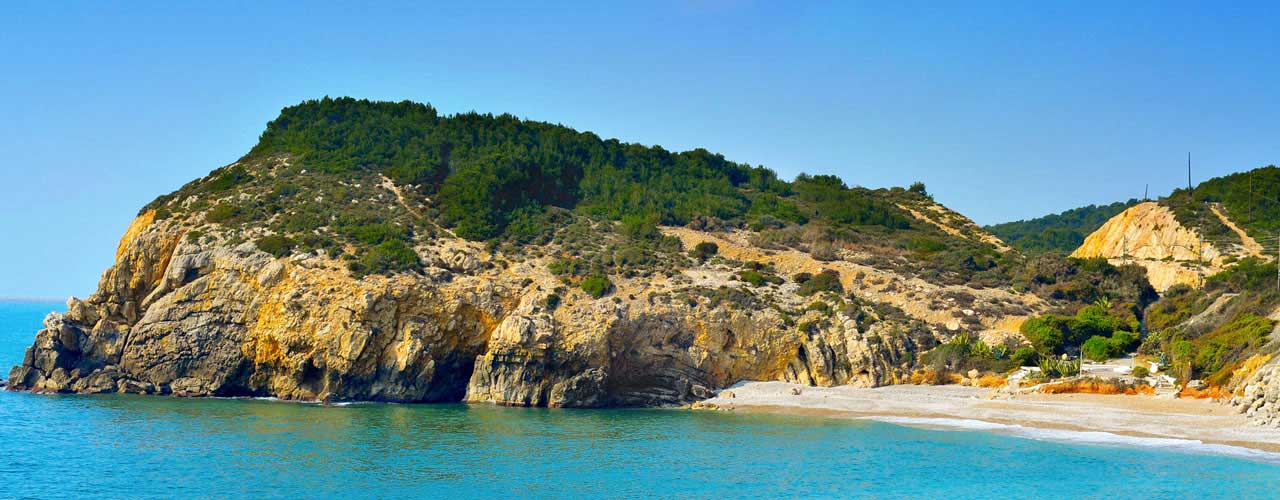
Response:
[909,369,964,385]
[975,373,1007,388]
[1039,377,1154,396]
[1177,385,1232,400]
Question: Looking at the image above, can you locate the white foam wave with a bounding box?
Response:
[864,416,1280,464]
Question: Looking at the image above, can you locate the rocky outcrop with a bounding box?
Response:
[1231,358,1280,426]
[1071,202,1232,291]
[8,212,942,407]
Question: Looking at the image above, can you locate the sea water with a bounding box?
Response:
[2,300,1279,499]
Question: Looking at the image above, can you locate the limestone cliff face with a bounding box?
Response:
[1071,202,1229,291]
[8,212,938,406]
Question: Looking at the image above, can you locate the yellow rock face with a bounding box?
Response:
[1071,201,1235,291]
[1072,202,1217,263]
[116,210,157,263]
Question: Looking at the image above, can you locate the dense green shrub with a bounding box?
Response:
[548,258,585,277]
[1109,330,1139,353]
[206,166,254,192]
[738,270,766,287]
[206,203,239,223]
[1011,347,1040,367]
[1020,316,1068,354]
[797,270,843,296]
[690,242,719,261]
[906,236,945,254]
[581,275,612,298]
[354,240,420,275]
[1206,257,1279,293]
[746,193,806,227]
[792,174,912,230]
[1021,301,1140,355]
[256,235,296,258]
[1081,336,1116,362]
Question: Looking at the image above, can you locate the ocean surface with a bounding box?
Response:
[2,300,1279,499]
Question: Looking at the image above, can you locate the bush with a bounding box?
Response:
[206,203,240,223]
[1011,347,1039,367]
[256,235,296,258]
[1109,330,1139,354]
[690,241,719,261]
[206,165,253,191]
[906,236,945,254]
[355,240,420,275]
[1020,316,1067,354]
[548,258,584,276]
[797,269,843,296]
[620,213,661,240]
[1131,365,1150,378]
[738,270,766,287]
[1082,336,1115,362]
[581,275,612,298]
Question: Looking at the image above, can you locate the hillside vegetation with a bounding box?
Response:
[986,200,1138,254]
[1165,165,1280,241]
[141,97,1040,287]
[132,97,1176,384]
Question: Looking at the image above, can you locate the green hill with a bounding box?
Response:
[144,97,1014,282]
[986,200,1139,254]
[1163,165,1280,242]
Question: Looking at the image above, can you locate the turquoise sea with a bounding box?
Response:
[2,300,1279,499]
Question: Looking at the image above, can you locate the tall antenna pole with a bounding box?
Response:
[1144,183,1149,201]
[1182,151,1192,190]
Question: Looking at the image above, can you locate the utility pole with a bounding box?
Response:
[1144,184,1149,201]
[1187,152,1192,192]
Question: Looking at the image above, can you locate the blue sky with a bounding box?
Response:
[2,1,1278,298]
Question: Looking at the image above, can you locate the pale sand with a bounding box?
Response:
[697,381,1280,455]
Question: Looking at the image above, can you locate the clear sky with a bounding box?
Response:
[2,1,1278,299]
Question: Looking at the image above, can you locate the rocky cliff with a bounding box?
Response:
[1070,201,1258,291]
[8,205,967,406]
[6,98,1076,407]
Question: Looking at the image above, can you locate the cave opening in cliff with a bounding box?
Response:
[423,350,479,403]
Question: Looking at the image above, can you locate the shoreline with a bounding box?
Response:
[695,381,1280,457]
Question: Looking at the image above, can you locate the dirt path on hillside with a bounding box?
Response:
[1210,204,1265,258]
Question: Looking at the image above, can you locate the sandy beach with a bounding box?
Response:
[696,381,1280,455]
